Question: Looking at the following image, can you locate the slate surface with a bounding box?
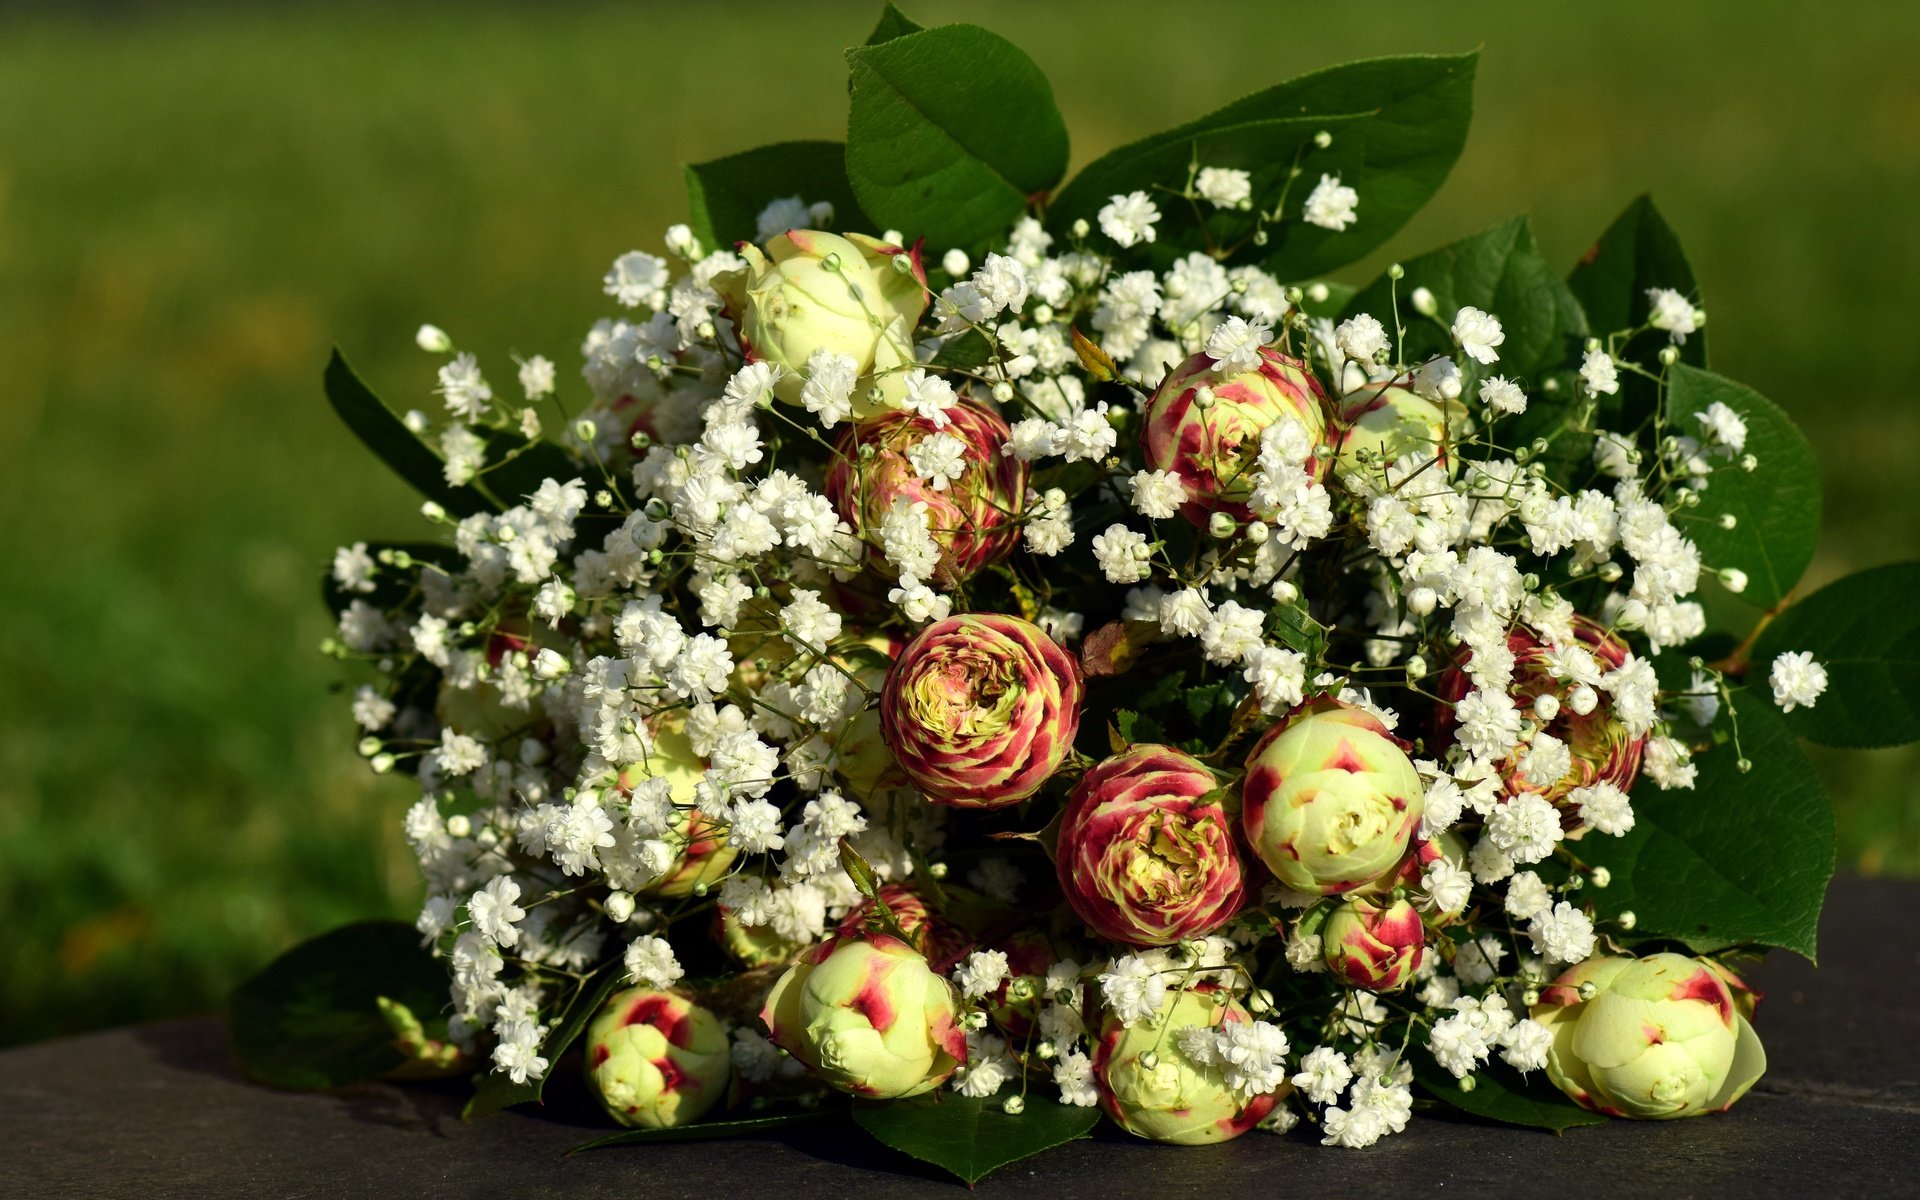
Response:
[3,877,1916,1199]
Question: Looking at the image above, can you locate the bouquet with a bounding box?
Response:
[231,5,1917,1183]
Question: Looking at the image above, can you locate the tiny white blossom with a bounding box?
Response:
[1769,651,1828,713]
[1098,191,1161,248]
[1301,174,1358,231]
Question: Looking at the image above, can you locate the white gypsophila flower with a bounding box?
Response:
[1244,646,1307,714]
[1485,793,1564,865]
[351,685,395,731]
[1128,469,1187,519]
[1769,650,1828,712]
[468,875,526,948]
[1572,781,1634,836]
[1527,901,1597,964]
[490,1018,549,1084]
[1480,375,1527,415]
[1091,523,1153,584]
[1301,174,1358,231]
[1098,190,1161,247]
[1503,870,1552,920]
[953,1032,1015,1098]
[1500,1017,1554,1072]
[436,352,492,420]
[1334,313,1388,363]
[1097,955,1167,1027]
[1579,348,1620,397]
[1422,858,1472,915]
[1451,306,1504,364]
[1292,1046,1353,1105]
[1696,400,1748,453]
[603,250,670,309]
[1214,1019,1291,1102]
[955,950,1011,1000]
[1158,587,1212,639]
[1195,166,1253,209]
[1646,287,1701,343]
[623,934,684,989]
[1053,1050,1098,1107]
[1204,315,1273,375]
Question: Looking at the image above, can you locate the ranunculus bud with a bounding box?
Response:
[1435,616,1644,807]
[1321,896,1426,991]
[880,613,1084,808]
[1092,984,1278,1144]
[585,987,732,1129]
[1531,953,1767,1120]
[1241,698,1425,894]
[825,398,1028,581]
[1140,346,1330,527]
[615,715,739,897]
[1056,745,1249,946]
[712,229,927,419]
[834,884,975,973]
[1332,384,1466,484]
[760,930,968,1099]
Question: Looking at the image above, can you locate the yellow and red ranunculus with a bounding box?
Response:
[1091,983,1278,1145]
[1321,895,1426,991]
[1140,345,1330,527]
[760,929,968,1100]
[1056,744,1248,947]
[880,613,1084,808]
[825,397,1028,582]
[584,987,732,1129]
[1531,953,1767,1120]
[1241,698,1425,895]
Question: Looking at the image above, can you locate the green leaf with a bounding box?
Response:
[1750,561,1920,748]
[570,1111,836,1152]
[1343,215,1589,381]
[864,2,922,44]
[851,1091,1100,1185]
[464,963,624,1119]
[1051,54,1475,277]
[1583,689,1834,961]
[684,141,866,253]
[845,25,1069,249]
[229,921,447,1090]
[1567,196,1705,429]
[1666,364,1820,609]
[1415,1052,1607,1132]
[478,436,584,507]
[1569,195,1706,366]
[325,348,498,518]
[929,328,992,370]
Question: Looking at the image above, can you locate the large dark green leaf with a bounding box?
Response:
[229,921,448,1090]
[1751,561,1920,748]
[480,437,587,507]
[1415,1052,1606,1132]
[465,962,624,1119]
[1051,54,1475,278]
[852,1091,1100,1185]
[1342,215,1589,380]
[845,25,1069,249]
[1583,689,1834,961]
[684,141,866,253]
[1666,364,1820,609]
[325,348,498,518]
[1567,196,1705,428]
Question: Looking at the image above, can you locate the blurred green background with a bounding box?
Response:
[3,0,1916,1047]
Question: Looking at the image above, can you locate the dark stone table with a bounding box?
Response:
[4,877,1917,1198]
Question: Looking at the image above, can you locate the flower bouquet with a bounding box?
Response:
[231,4,1919,1184]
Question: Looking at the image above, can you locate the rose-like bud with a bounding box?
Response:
[881,613,1084,808]
[585,987,732,1129]
[615,715,739,897]
[760,930,968,1099]
[1321,896,1426,991]
[1531,953,1766,1120]
[1140,346,1330,527]
[1056,745,1248,946]
[1435,615,1644,806]
[834,884,976,973]
[825,398,1028,581]
[1333,384,1467,484]
[1241,698,1424,894]
[1092,984,1278,1144]
[712,229,927,419]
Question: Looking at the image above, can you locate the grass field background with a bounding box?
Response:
[3,0,1916,1045]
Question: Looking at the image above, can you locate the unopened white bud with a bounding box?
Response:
[1407,586,1438,616]
[1532,693,1561,722]
[941,248,970,276]
[1002,1095,1025,1115]
[1410,286,1437,317]
[415,324,452,353]
[1618,910,1637,931]
[1208,511,1238,539]
[1568,684,1599,716]
[445,813,472,839]
[605,890,636,924]
[1590,866,1611,888]
[1719,567,1749,594]
[1244,520,1271,545]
